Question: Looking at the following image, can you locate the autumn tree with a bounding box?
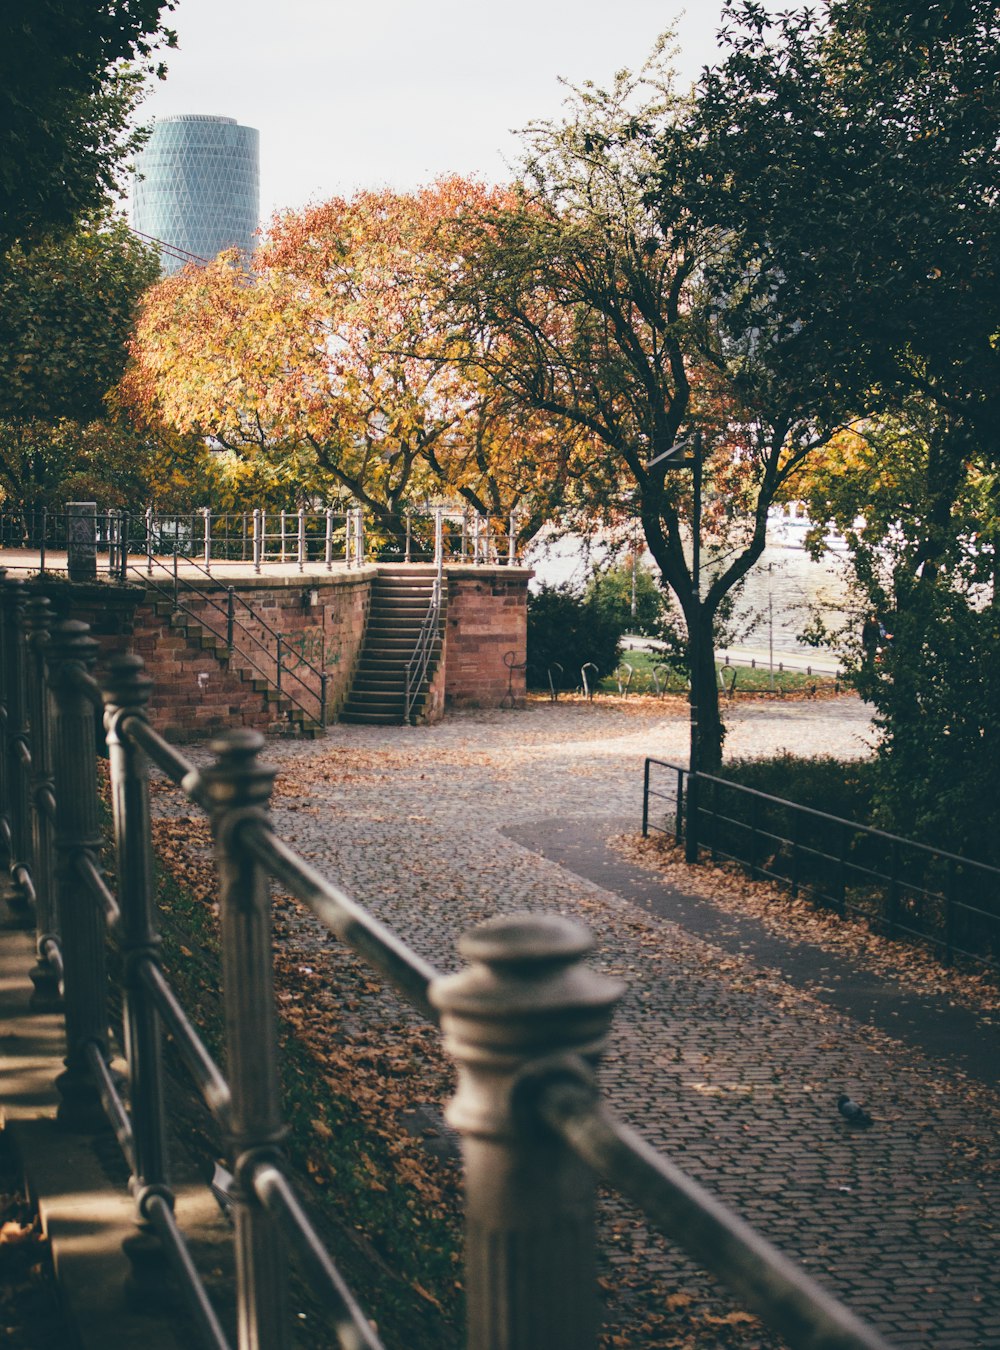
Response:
[127,181,591,549]
[443,44,844,769]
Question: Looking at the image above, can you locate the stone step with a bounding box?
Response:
[339,710,405,725]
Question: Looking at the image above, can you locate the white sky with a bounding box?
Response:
[132,1,730,223]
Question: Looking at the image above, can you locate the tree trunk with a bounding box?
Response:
[688,606,725,773]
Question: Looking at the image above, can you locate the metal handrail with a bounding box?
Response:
[127,553,327,729]
[642,757,1000,968]
[1,598,899,1350]
[0,504,526,571]
[537,1071,892,1350]
[252,1163,385,1350]
[403,586,442,726]
[242,821,440,1023]
[138,958,233,1125]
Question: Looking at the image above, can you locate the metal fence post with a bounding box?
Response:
[431,914,623,1350]
[297,507,305,572]
[642,759,650,838]
[202,730,288,1350]
[253,508,262,574]
[102,659,168,1188]
[119,510,130,582]
[103,655,171,1237]
[25,597,60,1009]
[2,579,33,927]
[47,620,109,1131]
[324,508,333,570]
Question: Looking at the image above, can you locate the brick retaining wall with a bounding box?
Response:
[443,568,529,709]
[25,563,529,735]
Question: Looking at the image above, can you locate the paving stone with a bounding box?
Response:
[154,697,999,1348]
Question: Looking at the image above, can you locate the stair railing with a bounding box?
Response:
[128,552,328,730]
[403,512,445,723]
[403,584,442,726]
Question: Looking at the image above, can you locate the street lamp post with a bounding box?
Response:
[647,431,702,863]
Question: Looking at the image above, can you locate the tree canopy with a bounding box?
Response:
[126,180,593,543]
[678,0,1000,851]
[0,0,175,251]
[680,0,1000,444]
[442,44,842,767]
[0,218,162,506]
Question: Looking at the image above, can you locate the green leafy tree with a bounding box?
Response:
[684,0,1000,851]
[685,0,1000,447]
[0,219,160,506]
[584,561,667,637]
[793,406,1000,862]
[526,585,623,691]
[0,0,175,250]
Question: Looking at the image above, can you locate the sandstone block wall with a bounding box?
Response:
[24,562,528,736]
[443,568,530,709]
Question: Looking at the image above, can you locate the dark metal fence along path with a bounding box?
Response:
[643,757,1000,970]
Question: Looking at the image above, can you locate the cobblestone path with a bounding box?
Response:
[187,696,999,1348]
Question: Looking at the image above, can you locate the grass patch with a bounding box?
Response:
[603,648,838,697]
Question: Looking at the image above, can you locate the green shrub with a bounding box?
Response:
[526,584,623,690]
[718,754,877,822]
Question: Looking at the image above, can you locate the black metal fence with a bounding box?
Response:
[643,758,1000,970]
[0,579,893,1349]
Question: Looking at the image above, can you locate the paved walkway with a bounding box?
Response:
[213,694,998,1349]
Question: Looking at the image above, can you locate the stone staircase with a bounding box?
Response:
[340,567,443,725]
[150,599,324,738]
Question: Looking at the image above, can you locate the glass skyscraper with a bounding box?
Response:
[132,115,260,274]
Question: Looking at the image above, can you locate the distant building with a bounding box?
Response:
[132,114,259,274]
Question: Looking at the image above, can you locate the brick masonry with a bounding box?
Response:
[442,567,530,710]
[27,563,530,737]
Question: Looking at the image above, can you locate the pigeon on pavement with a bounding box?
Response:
[837,1094,874,1128]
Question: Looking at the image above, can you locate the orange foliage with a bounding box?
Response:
[125,179,590,536]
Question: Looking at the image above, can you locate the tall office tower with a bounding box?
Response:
[132,114,260,273]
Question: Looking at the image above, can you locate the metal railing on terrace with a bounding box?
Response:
[0,504,525,577]
[643,758,1000,971]
[0,580,893,1350]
